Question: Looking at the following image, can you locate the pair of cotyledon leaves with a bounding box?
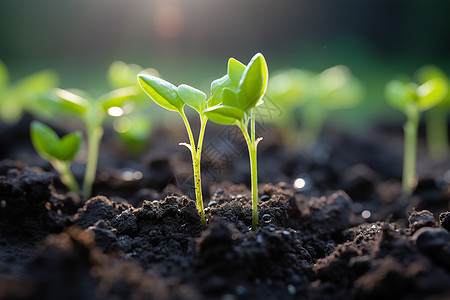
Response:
[137,53,268,125]
[385,65,448,114]
[30,121,82,162]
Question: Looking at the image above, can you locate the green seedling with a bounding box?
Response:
[30,121,82,193]
[415,65,449,161]
[107,61,160,154]
[267,65,364,147]
[137,74,208,226]
[203,53,268,230]
[267,69,314,145]
[385,74,447,197]
[47,86,137,201]
[302,65,364,145]
[0,60,59,124]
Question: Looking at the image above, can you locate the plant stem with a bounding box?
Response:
[301,101,326,147]
[238,111,259,230]
[83,125,103,201]
[402,105,419,197]
[179,109,206,226]
[52,160,80,194]
[426,107,449,161]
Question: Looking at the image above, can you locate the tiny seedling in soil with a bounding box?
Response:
[137,73,209,226]
[268,65,364,147]
[203,53,268,230]
[415,65,450,161]
[0,60,59,124]
[30,121,82,193]
[46,86,137,201]
[385,73,447,197]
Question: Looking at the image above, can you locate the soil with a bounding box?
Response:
[0,115,450,300]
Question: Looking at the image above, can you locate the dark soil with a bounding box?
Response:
[1,116,449,299]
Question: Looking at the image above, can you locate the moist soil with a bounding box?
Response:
[1,115,450,300]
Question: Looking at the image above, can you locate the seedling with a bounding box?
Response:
[0,60,59,124]
[268,66,363,146]
[385,74,447,197]
[30,121,82,193]
[302,65,364,145]
[137,74,208,226]
[203,53,268,230]
[107,61,160,153]
[415,65,449,161]
[47,86,137,201]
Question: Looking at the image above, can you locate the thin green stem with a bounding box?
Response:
[302,101,325,146]
[52,160,80,194]
[426,108,449,161]
[83,125,103,201]
[402,106,419,197]
[179,109,206,226]
[238,116,259,230]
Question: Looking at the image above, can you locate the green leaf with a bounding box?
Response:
[208,74,234,107]
[53,131,82,161]
[227,58,246,86]
[15,70,59,95]
[0,60,9,89]
[237,53,268,111]
[221,88,240,108]
[137,74,183,111]
[203,104,244,125]
[54,88,89,115]
[177,84,206,113]
[384,80,415,112]
[416,77,448,111]
[30,121,60,158]
[107,61,143,88]
[99,87,138,111]
[415,65,447,84]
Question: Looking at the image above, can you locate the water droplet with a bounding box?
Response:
[208,200,218,207]
[247,226,253,231]
[260,195,270,202]
[361,210,371,219]
[262,214,272,223]
[371,224,377,229]
[152,200,159,205]
[287,284,296,295]
[282,230,291,236]
[293,174,312,192]
[269,226,276,232]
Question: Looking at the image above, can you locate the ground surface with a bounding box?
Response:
[0,116,449,299]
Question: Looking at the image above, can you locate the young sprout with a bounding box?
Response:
[137,74,208,226]
[107,61,160,154]
[385,74,447,197]
[415,65,449,161]
[47,86,137,201]
[303,65,364,145]
[203,53,268,230]
[30,121,82,193]
[0,60,59,124]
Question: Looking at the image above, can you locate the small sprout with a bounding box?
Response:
[107,61,159,154]
[30,121,82,193]
[203,53,269,230]
[385,72,447,197]
[268,65,364,146]
[46,86,137,201]
[415,65,450,161]
[137,74,208,226]
[0,60,59,124]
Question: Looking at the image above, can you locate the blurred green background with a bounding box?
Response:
[1,0,450,128]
